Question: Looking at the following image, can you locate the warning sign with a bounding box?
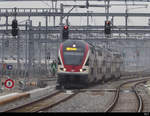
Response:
[4,79,14,89]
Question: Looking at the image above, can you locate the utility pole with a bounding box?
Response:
[105,0,110,21]
[52,0,57,27]
[38,22,41,73]
[86,10,89,40]
[17,29,20,77]
[45,13,48,72]
[2,34,4,78]
[105,0,110,48]
[25,21,28,77]
[125,0,128,37]
[6,10,8,31]
[13,7,20,76]
[28,20,33,77]
[60,3,64,41]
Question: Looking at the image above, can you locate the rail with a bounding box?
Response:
[104,77,150,112]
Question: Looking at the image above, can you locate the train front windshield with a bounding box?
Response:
[63,51,84,65]
[63,43,85,66]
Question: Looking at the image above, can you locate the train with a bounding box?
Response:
[56,39,123,89]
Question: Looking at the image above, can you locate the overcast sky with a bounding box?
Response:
[0,1,149,26]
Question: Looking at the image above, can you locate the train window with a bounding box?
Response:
[98,51,102,56]
[99,68,102,73]
[63,52,84,65]
[106,68,111,73]
[97,68,102,74]
[114,54,121,58]
[62,41,86,65]
[103,60,105,65]
[106,68,108,72]
[116,68,120,72]
[58,57,61,65]
[107,55,111,57]
[47,56,50,59]
[85,58,89,66]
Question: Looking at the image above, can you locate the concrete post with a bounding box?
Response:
[28,20,33,77]
[45,13,48,72]
[17,30,20,77]
[60,3,64,41]
[38,22,41,74]
[25,22,28,77]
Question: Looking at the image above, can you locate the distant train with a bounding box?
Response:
[56,40,123,89]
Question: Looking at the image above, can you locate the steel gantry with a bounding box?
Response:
[0,5,149,34]
[0,8,150,17]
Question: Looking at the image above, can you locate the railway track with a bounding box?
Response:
[104,77,150,112]
[133,81,146,112]
[3,75,150,112]
[4,90,79,112]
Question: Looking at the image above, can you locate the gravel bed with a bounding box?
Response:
[112,92,138,112]
[47,77,149,112]
[136,83,150,112]
[0,76,147,112]
[48,91,115,112]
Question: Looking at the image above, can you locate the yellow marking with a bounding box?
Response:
[66,47,77,51]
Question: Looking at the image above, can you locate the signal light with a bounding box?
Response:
[12,19,18,29]
[11,19,18,36]
[104,20,111,35]
[62,25,69,40]
[11,28,18,36]
[105,20,111,27]
[106,21,110,25]
[64,26,68,30]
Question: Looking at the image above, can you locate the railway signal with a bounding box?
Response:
[104,20,111,35]
[62,25,69,40]
[11,19,18,36]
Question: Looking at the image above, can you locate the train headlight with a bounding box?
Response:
[63,68,66,71]
[80,68,87,72]
[80,69,83,72]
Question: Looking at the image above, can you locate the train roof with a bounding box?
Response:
[62,40,121,55]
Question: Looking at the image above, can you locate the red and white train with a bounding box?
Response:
[56,40,123,89]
